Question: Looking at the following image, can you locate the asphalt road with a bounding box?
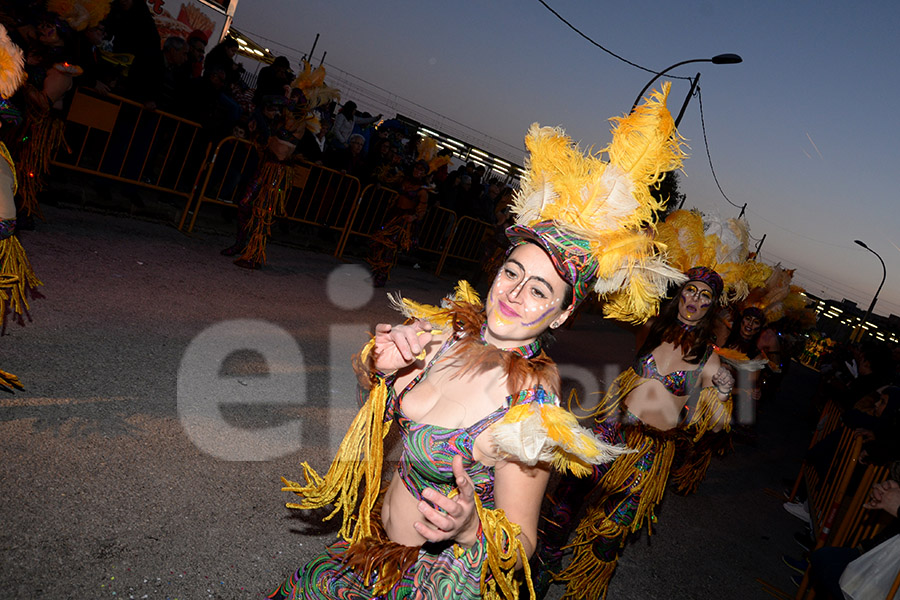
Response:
[1,200,817,599]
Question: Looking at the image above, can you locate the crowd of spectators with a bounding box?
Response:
[1,2,516,223]
[779,340,900,598]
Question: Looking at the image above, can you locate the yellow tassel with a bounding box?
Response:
[0,368,23,392]
[280,338,390,543]
[0,237,42,318]
[556,510,624,600]
[15,115,67,220]
[238,162,291,266]
[587,368,644,422]
[686,386,732,440]
[475,494,536,600]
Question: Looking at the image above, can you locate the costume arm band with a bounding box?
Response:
[687,386,733,440]
[467,494,538,600]
[280,338,394,543]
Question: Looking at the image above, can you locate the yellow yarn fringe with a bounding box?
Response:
[556,520,619,600]
[0,236,42,318]
[280,338,390,543]
[238,161,291,266]
[16,115,66,220]
[587,368,643,422]
[0,367,23,392]
[557,430,676,598]
[475,494,536,600]
[0,141,16,196]
[685,386,732,441]
[671,444,713,496]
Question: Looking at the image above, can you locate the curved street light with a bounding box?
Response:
[853,239,887,341]
[631,53,743,114]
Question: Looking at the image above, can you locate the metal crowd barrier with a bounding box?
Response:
[53,94,496,273]
[435,215,493,277]
[178,135,257,232]
[333,184,399,258]
[54,88,207,201]
[284,161,361,234]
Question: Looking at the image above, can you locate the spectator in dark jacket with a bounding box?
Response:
[253,56,292,107]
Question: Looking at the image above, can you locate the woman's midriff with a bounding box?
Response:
[623,378,682,430]
[381,471,429,546]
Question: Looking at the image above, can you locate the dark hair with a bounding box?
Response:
[724,308,764,357]
[272,56,290,68]
[637,286,716,363]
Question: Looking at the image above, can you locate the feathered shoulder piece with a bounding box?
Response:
[655,209,771,304]
[0,24,25,99]
[492,387,632,476]
[387,280,481,330]
[713,345,768,371]
[508,83,688,323]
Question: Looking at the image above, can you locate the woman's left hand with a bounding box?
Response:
[712,366,735,395]
[414,455,481,547]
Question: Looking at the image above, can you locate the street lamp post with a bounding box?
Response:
[853,239,887,342]
[630,53,742,116]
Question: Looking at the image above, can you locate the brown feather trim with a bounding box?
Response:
[442,301,561,398]
[621,419,689,442]
[341,536,420,593]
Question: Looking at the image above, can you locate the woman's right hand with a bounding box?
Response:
[372,321,434,373]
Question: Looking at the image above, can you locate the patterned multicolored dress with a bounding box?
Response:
[269,287,626,600]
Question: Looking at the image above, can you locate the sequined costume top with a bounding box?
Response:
[634,345,713,398]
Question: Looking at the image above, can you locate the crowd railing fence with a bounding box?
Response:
[332,183,398,259]
[178,135,258,232]
[413,205,458,268]
[788,399,843,503]
[53,96,495,272]
[55,88,207,204]
[282,160,361,237]
[434,215,493,277]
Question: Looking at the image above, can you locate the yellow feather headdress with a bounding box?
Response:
[47,0,112,31]
[417,136,451,174]
[0,24,25,100]
[291,60,341,111]
[507,83,688,323]
[655,209,771,304]
[741,263,814,326]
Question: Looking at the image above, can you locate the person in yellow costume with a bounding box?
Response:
[532,209,770,598]
[267,85,686,599]
[0,23,43,390]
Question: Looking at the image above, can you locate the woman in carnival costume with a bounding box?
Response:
[268,85,687,600]
[222,61,340,269]
[533,207,771,599]
[12,0,106,225]
[366,137,449,288]
[0,24,42,390]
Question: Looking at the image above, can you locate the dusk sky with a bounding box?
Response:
[232,0,900,316]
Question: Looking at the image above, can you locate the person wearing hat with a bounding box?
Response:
[533,207,771,599]
[534,267,735,599]
[268,86,686,600]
